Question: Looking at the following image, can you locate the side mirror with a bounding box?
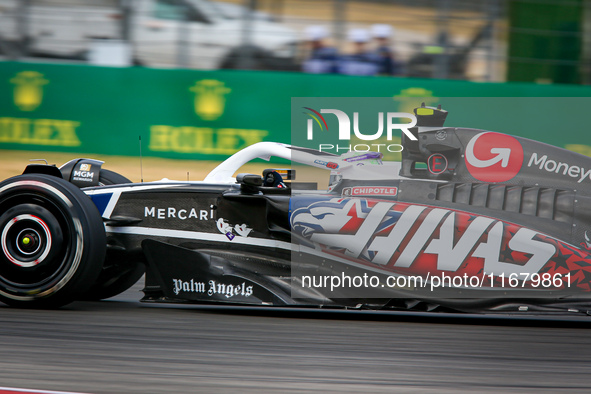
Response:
[236,173,262,194]
[236,173,263,186]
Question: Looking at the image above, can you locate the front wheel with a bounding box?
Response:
[0,174,106,308]
[85,169,145,300]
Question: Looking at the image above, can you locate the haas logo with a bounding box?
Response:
[465,132,524,182]
[291,198,558,276]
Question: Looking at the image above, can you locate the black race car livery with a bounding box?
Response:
[1,105,590,315]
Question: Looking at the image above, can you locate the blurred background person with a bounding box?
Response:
[301,25,339,74]
[370,24,401,76]
[337,28,378,76]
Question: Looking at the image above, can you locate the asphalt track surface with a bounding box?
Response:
[1,281,591,393]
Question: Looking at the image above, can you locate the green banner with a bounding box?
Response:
[1,61,591,160]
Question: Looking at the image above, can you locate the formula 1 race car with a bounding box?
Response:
[2,105,591,314]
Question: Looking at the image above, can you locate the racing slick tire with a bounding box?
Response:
[98,169,131,186]
[0,174,106,308]
[85,169,145,300]
[83,260,144,301]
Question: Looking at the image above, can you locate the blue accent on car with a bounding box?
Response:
[90,193,112,216]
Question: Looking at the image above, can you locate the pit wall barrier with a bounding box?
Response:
[1,61,590,160]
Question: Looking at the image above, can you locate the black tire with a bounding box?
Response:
[98,169,131,186]
[83,259,144,301]
[0,174,106,308]
[85,169,145,300]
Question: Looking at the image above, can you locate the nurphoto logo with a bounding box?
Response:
[303,107,416,153]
